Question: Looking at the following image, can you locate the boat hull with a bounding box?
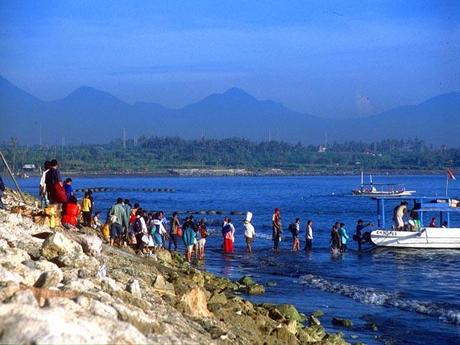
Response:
[370,228,460,249]
[352,191,415,197]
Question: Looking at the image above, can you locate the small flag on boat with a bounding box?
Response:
[447,169,456,180]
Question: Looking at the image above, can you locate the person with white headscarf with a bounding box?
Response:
[244,212,256,253]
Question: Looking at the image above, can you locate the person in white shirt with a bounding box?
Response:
[243,212,256,253]
[39,160,51,208]
[305,219,313,252]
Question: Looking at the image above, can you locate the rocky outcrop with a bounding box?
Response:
[0,189,349,345]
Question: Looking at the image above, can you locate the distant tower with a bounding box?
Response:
[39,124,42,146]
[122,128,126,149]
[268,128,271,142]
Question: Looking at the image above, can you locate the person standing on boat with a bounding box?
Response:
[272,208,282,252]
[338,223,349,252]
[305,220,313,252]
[243,212,256,253]
[429,217,436,227]
[393,201,408,231]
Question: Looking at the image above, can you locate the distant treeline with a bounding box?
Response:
[1,137,459,173]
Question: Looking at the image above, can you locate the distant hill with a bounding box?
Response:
[1,75,459,146]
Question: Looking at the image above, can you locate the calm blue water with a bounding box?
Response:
[7,175,460,344]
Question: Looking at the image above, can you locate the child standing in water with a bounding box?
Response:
[272,208,282,252]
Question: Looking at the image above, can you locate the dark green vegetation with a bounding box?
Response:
[1,137,459,174]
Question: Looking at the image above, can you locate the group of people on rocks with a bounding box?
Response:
[104,198,210,263]
[38,159,98,229]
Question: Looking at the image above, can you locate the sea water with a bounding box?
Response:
[12,175,460,344]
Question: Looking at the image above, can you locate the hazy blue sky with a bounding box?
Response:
[1,0,459,117]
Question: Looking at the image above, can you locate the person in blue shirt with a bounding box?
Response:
[63,178,73,201]
[338,222,349,252]
[182,217,196,263]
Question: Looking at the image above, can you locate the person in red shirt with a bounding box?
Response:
[61,196,80,228]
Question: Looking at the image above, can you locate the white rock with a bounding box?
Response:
[10,290,39,308]
[101,277,121,292]
[0,303,148,344]
[126,278,142,298]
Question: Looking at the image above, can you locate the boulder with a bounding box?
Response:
[332,317,353,328]
[366,322,379,331]
[285,319,298,335]
[277,304,304,322]
[179,287,211,318]
[312,309,324,318]
[270,325,300,345]
[246,284,265,295]
[34,270,63,288]
[126,278,142,298]
[9,289,38,307]
[0,281,20,302]
[0,303,148,344]
[156,250,173,265]
[268,308,284,321]
[70,234,102,257]
[101,277,122,293]
[298,325,327,343]
[153,274,175,296]
[0,266,23,285]
[41,232,83,262]
[208,292,227,306]
[308,315,321,326]
[238,275,255,286]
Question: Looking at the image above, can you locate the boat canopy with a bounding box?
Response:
[372,196,460,228]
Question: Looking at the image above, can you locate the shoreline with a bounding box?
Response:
[13,168,448,179]
[0,190,350,345]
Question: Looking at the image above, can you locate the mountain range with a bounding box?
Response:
[1,75,459,146]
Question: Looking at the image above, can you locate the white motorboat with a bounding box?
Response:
[369,197,460,249]
[352,172,415,197]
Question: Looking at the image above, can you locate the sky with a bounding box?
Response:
[0,0,459,118]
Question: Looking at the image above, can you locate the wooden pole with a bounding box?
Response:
[0,151,27,204]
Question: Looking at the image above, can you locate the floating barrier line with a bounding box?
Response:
[75,187,175,193]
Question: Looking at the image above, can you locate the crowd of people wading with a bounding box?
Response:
[22,159,374,263]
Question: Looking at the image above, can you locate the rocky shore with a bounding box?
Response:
[0,189,349,345]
